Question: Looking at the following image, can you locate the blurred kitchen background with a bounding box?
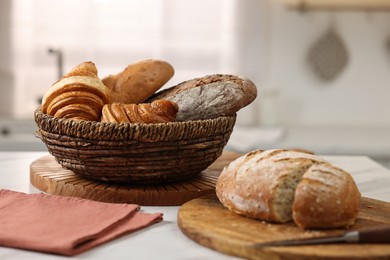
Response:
[0,0,389,168]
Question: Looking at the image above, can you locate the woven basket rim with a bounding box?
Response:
[34,107,236,142]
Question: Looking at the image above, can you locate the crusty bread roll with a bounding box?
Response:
[147,74,257,121]
[41,61,111,121]
[216,149,361,229]
[101,100,178,124]
[102,59,174,104]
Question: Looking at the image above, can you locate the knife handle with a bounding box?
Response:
[359,226,390,243]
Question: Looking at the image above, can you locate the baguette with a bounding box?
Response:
[216,149,361,229]
[147,74,257,121]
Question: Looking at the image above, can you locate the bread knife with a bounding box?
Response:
[253,226,390,247]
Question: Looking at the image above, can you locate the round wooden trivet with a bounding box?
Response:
[30,151,241,206]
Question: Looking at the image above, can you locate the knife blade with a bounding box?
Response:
[253,226,390,247]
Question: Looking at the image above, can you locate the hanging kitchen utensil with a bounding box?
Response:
[307,12,349,82]
[385,36,390,56]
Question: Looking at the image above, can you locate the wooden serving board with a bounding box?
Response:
[178,194,390,260]
[30,150,241,206]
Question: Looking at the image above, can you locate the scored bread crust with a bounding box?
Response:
[216,149,361,228]
[102,59,174,104]
[147,74,257,121]
[293,163,361,228]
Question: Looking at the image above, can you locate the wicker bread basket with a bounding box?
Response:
[34,108,236,184]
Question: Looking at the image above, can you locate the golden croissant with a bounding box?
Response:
[41,61,111,121]
[101,100,179,124]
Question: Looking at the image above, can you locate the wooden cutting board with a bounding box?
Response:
[178,194,390,260]
[30,150,241,206]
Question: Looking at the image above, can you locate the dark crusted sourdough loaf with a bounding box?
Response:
[147,74,257,121]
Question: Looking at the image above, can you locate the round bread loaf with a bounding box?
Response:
[215,149,361,229]
[147,74,257,121]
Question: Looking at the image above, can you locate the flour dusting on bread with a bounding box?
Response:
[216,149,361,229]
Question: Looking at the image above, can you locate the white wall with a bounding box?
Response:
[0,0,14,116]
[11,0,167,118]
[265,0,390,127]
[6,0,390,128]
[9,0,265,127]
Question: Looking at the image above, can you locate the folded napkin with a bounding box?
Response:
[0,189,163,256]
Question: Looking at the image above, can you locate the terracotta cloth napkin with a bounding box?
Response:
[0,189,163,256]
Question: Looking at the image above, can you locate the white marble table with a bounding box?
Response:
[1,152,390,260]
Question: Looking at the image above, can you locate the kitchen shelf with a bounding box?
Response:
[285,0,390,12]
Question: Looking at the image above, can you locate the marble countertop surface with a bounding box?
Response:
[0,151,390,259]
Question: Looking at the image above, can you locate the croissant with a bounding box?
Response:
[41,61,111,121]
[101,100,179,124]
